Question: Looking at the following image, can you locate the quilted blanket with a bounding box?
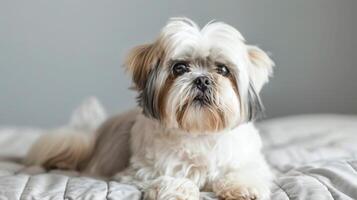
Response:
[0,98,356,200]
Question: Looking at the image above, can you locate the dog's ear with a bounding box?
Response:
[125,43,160,90]
[244,46,274,121]
[247,45,274,92]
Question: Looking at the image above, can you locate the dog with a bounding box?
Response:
[26,17,274,200]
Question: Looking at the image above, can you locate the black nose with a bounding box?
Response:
[194,76,211,92]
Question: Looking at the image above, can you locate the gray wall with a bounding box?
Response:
[1,0,356,127]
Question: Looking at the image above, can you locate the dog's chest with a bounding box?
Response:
[146,134,232,188]
[130,115,261,188]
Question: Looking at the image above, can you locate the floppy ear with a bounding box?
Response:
[244,46,274,121]
[247,45,274,92]
[125,43,160,90]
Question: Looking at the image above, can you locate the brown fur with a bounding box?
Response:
[176,101,189,128]
[25,130,93,170]
[190,108,224,133]
[83,108,140,177]
[158,76,175,121]
[177,104,225,133]
[125,43,161,90]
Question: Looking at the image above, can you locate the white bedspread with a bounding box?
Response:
[0,98,356,200]
[259,115,357,200]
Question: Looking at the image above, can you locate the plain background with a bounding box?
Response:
[1,0,356,127]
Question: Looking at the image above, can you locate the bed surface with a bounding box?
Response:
[0,99,356,200]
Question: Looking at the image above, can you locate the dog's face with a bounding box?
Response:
[125,18,274,134]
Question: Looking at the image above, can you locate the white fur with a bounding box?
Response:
[26,17,274,200]
[115,114,273,199]
[124,17,273,199]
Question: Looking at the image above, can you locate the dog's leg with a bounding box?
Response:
[114,172,200,200]
[212,159,273,200]
[143,176,200,200]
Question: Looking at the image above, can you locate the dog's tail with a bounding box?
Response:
[25,97,106,170]
[25,128,94,170]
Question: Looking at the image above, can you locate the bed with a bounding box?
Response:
[0,98,356,200]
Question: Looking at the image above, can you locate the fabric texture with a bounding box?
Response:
[0,98,356,200]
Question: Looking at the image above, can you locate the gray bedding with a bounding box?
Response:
[260,115,357,200]
[0,100,356,199]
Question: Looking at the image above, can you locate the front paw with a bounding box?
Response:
[213,179,270,200]
[215,185,258,200]
[144,176,200,200]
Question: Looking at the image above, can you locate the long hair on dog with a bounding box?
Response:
[26,17,274,200]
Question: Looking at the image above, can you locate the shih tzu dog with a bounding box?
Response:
[26,17,274,200]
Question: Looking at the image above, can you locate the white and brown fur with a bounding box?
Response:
[26,17,275,200]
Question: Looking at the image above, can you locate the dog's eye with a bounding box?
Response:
[216,64,230,76]
[172,62,189,76]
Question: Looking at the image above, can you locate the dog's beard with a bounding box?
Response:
[162,76,241,134]
[129,18,273,134]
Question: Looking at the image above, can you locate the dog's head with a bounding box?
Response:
[125,18,274,134]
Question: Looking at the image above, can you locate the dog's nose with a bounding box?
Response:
[194,76,211,92]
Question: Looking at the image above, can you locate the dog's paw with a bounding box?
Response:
[213,178,270,200]
[144,176,200,200]
[215,185,258,200]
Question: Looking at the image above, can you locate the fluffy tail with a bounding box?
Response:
[25,128,94,170]
[25,97,106,170]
